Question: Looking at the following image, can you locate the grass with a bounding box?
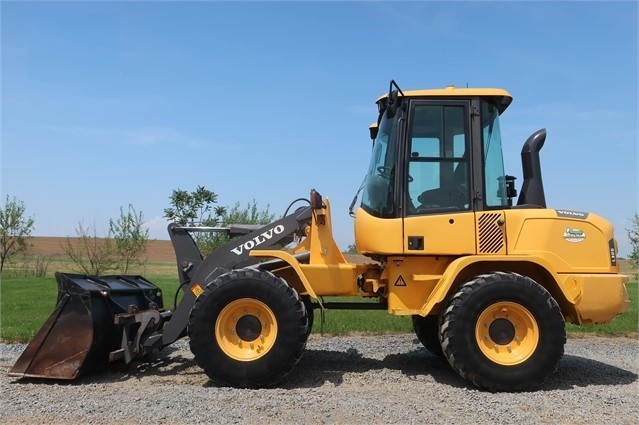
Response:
[314,297,413,335]
[0,277,59,342]
[1,273,636,342]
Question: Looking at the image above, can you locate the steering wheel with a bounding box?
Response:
[377,166,413,182]
[377,166,392,178]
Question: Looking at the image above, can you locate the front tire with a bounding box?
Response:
[440,272,566,392]
[188,269,308,388]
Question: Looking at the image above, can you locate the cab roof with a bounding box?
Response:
[377,85,513,114]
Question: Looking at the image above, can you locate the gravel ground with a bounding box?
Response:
[1,334,637,425]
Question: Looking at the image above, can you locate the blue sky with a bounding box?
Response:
[2,1,637,256]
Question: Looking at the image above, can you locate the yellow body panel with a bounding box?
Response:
[562,274,630,323]
[298,264,362,296]
[254,197,628,326]
[386,256,450,314]
[403,212,476,255]
[504,209,617,273]
[354,207,403,254]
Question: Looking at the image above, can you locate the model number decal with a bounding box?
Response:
[230,225,285,255]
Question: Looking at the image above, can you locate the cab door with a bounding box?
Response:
[401,100,476,255]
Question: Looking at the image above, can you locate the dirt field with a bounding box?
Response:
[25,236,176,263]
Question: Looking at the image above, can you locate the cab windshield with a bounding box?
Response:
[360,110,400,217]
[482,101,508,208]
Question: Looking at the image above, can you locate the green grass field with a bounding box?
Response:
[1,274,636,342]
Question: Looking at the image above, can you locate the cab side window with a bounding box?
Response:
[407,104,470,214]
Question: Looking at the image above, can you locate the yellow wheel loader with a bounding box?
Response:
[9,80,630,392]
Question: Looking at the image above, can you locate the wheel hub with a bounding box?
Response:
[488,318,516,345]
[236,315,262,341]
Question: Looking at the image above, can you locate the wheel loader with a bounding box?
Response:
[9,80,630,392]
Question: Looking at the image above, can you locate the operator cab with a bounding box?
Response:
[361,81,514,219]
[353,81,545,256]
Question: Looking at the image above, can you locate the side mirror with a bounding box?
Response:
[369,123,378,140]
[499,175,518,207]
[385,80,405,119]
[386,90,400,119]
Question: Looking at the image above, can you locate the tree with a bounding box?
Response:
[163,187,276,256]
[109,205,151,273]
[0,195,35,273]
[627,213,639,277]
[163,186,226,226]
[163,186,227,255]
[63,221,116,275]
[200,200,277,255]
[344,244,359,254]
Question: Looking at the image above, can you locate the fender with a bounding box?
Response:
[419,255,576,316]
[249,249,320,300]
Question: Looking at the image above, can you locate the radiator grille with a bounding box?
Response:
[478,213,504,254]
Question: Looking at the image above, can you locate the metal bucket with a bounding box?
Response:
[8,272,164,380]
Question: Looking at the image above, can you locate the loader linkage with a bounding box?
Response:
[9,202,314,380]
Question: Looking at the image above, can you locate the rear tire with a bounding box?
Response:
[412,315,444,358]
[440,271,565,392]
[188,269,308,388]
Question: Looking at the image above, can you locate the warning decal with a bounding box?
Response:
[394,276,407,286]
[191,283,204,298]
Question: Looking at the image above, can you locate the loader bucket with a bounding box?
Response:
[8,272,164,380]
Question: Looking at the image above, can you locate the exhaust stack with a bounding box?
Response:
[517,128,547,208]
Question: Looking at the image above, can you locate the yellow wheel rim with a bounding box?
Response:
[215,298,278,362]
[475,301,539,366]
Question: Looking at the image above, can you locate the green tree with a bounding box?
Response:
[200,200,277,255]
[163,186,226,226]
[0,195,35,273]
[627,213,639,277]
[163,187,276,256]
[109,205,151,273]
[163,186,226,255]
[63,221,116,276]
[344,244,359,254]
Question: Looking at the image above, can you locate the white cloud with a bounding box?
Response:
[144,215,172,240]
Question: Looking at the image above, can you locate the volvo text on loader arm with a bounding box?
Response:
[9,80,630,392]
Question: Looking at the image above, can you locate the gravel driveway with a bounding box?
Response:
[1,334,637,424]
